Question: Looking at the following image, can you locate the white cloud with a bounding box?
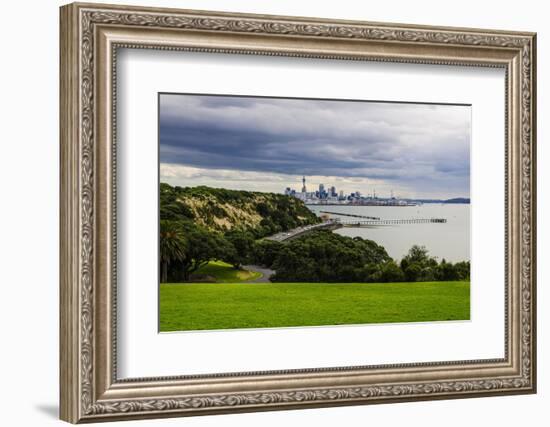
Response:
[159,94,471,198]
[160,163,457,199]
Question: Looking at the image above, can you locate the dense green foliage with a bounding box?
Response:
[160,183,320,281]
[159,220,187,282]
[257,234,469,284]
[270,230,391,282]
[160,220,235,282]
[159,281,470,331]
[399,244,470,282]
[224,230,255,269]
[250,240,285,268]
[159,183,470,284]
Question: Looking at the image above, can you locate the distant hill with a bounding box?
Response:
[160,183,321,235]
[442,197,470,204]
[411,197,470,204]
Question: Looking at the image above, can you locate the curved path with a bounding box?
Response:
[242,265,275,283]
[264,220,340,242]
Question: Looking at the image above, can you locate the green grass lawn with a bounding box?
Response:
[159,281,470,332]
[192,261,262,283]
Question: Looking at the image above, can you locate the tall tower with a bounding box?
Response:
[301,176,307,193]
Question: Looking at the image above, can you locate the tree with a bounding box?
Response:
[436,260,460,281]
[454,261,470,280]
[159,183,194,221]
[159,220,187,283]
[224,230,255,269]
[359,263,382,282]
[255,202,270,217]
[400,245,438,282]
[270,230,391,282]
[271,246,320,282]
[379,261,405,282]
[403,262,422,282]
[401,245,431,266]
[162,222,233,282]
[179,226,231,281]
[252,240,284,268]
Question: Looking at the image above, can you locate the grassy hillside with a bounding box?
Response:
[159,281,470,331]
[191,261,262,283]
[160,183,320,235]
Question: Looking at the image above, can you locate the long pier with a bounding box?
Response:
[320,210,380,220]
[264,217,447,243]
[337,218,446,226]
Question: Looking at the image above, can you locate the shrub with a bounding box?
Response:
[270,231,390,282]
[252,240,284,268]
[403,262,422,282]
[379,261,405,282]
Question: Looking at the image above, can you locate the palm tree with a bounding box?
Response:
[159,220,187,283]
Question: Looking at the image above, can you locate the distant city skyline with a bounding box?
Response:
[286,176,395,201]
[160,94,471,199]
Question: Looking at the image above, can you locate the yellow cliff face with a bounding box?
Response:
[175,193,286,232]
[160,182,321,235]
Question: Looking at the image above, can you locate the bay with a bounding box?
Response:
[307,204,470,263]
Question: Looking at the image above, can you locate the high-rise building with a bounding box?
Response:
[318,183,326,199]
[330,186,336,197]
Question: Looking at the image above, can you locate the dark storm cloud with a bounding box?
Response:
[159,94,470,194]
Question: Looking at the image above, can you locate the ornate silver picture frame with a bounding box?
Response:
[60,2,536,423]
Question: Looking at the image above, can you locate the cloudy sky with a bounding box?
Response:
[159,93,470,199]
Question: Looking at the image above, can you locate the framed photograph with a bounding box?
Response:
[60,2,537,423]
[157,93,473,332]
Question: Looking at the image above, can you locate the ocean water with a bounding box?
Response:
[307,204,470,263]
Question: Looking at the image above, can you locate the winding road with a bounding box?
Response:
[242,265,275,283]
